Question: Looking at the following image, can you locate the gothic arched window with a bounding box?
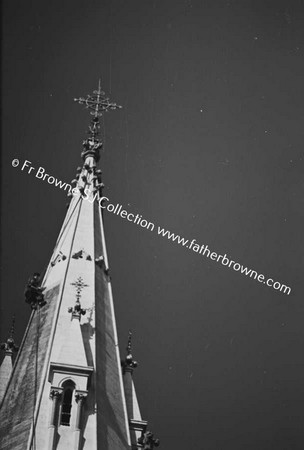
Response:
[60,380,75,426]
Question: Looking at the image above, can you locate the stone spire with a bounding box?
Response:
[0,82,133,450]
[0,316,19,404]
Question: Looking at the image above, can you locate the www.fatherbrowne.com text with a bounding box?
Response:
[15,159,292,296]
[78,188,291,296]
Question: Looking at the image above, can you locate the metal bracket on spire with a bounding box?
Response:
[74,80,122,162]
[122,330,138,373]
[51,251,67,267]
[0,316,19,354]
[72,249,92,261]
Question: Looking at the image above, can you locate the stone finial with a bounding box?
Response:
[0,316,19,354]
[138,431,160,449]
[122,330,138,373]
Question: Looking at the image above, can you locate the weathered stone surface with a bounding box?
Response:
[0,354,13,404]
[0,285,60,450]
[0,152,145,449]
[94,201,131,450]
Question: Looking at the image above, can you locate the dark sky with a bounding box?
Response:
[2,1,304,449]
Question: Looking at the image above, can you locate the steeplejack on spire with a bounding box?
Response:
[24,273,46,310]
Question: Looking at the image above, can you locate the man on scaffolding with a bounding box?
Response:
[24,273,46,309]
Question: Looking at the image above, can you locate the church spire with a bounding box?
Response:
[0,82,158,450]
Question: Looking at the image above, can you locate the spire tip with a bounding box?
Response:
[122,330,138,373]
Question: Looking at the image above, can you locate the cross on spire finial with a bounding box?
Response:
[74,79,121,118]
[74,80,122,140]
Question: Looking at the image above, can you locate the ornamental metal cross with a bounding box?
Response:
[74,80,122,118]
[71,277,88,301]
[74,80,122,139]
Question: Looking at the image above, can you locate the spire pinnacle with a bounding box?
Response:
[127,330,132,355]
[0,315,19,355]
[9,315,15,340]
[122,330,138,373]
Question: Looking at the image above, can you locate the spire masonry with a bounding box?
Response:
[0,82,158,450]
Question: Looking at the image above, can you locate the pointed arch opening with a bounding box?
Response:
[60,380,75,426]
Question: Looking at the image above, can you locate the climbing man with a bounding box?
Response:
[24,273,46,309]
